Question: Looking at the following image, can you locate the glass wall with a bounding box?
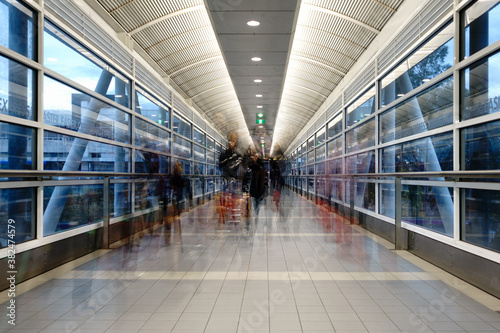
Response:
[0,0,225,249]
[285,0,500,254]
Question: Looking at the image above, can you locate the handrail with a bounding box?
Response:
[286,170,500,250]
[0,170,222,250]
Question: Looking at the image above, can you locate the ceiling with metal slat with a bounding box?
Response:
[90,0,405,154]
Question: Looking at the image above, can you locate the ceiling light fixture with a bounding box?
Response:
[254,79,262,83]
[257,106,263,108]
[256,94,263,97]
[247,20,260,27]
[251,57,261,62]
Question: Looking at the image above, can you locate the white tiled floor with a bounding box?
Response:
[2,189,500,332]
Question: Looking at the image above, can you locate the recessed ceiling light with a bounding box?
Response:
[247,20,260,27]
[257,106,263,108]
[256,94,263,97]
[251,57,261,62]
[254,79,262,83]
[258,126,264,128]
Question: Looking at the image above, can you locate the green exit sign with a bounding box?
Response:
[256,119,265,124]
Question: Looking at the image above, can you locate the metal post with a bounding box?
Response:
[102,176,110,249]
[349,177,354,224]
[395,177,402,250]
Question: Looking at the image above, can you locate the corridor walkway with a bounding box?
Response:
[2,189,500,332]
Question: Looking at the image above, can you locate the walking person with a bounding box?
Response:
[248,154,266,228]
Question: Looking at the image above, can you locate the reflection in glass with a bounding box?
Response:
[44,76,130,144]
[463,188,500,252]
[346,118,375,153]
[346,88,375,127]
[380,77,453,144]
[316,127,326,146]
[327,113,342,139]
[381,132,453,173]
[307,136,315,150]
[135,150,169,174]
[461,50,500,120]
[403,185,453,237]
[173,135,192,159]
[136,89,170,128]
[462,119,500,180]
[0,56,35,120]
[135,117,169,153]
[0,188,35,247]
[43,131,130,172]
[44,22,130,108]
[194,127,206,146]
[194,145,205,162]
[43,184,103,236]
[346,151,375,211]
[0,122,35,170]
[0,0,37,60]
[327,136,342,158]
[380,24,453,107]
[173,115,192,139]
[110,183,131,218]
[462,1,500,59]
[316,145,326,162]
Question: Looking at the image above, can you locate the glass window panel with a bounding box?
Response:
[461,50,500,120]
[43,184,103,236]
[193,127,206,146]
[327,113,342,139]
[302,142,307,153]
[380,24,454,107]
[316,145,326,161]
[0,55,36,120]
[380,77,453,144]
[207,164,215,175]
[316,127,326,146]
[44,76,130,144]
[346,151,375,174]
[462,1,500,59]
[402,185,454,237]
[207,137,215,150]
[173,114,191,139]
[207,152,215,164]
[0,121,35,170]
[307,136,315,150]
[194,162,205,175]
[193,177,203,196]
[110,183,131,218]
[327,136,343,158]
[135,89,170,128]
[43,131,131,172]
[463,120,500,179]
[307,150,315,164]
[308,165,314,175]
[381,132,453,173]
[315,161,325,175]
[135,151,169,174]
[44,22,131,108]
[194,145,205,162]
[173,135,191,159]
[0,0,36,60]
[0,187,36,247]
[206,178,214,194]
[463,188,500,252]
[177,159,191,175]
[135,117,170,153]
[346,118,375,153]
[346,88,375,127]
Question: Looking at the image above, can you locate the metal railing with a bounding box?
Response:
[0,170,221,249]
[286,170,500,250]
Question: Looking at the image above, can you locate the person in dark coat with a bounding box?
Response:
[219,132,243,194]
[249,154,266,223]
